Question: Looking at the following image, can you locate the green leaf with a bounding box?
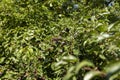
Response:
[0,57,5,64]
[51,60,68,70]
[109,73,120,80]
[75,60,94,74]
[63,72,73,80]
[84,71,102,80]
[97,33,110,41]
[108,20,120,31]
[63,66,76,80]
[105,62,120,79]
[62,55,78,63]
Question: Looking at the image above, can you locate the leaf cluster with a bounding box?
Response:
[0,0,120,80]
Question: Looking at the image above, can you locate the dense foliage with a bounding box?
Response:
[0,0,120,80]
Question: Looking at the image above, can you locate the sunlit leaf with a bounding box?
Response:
[62,55,78,62]
[97,33,110,41]
[84,71,102,80]
[0,0,120,79]
[105,62,120,79]
[0,57,5,64]
[75,60,94,74]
